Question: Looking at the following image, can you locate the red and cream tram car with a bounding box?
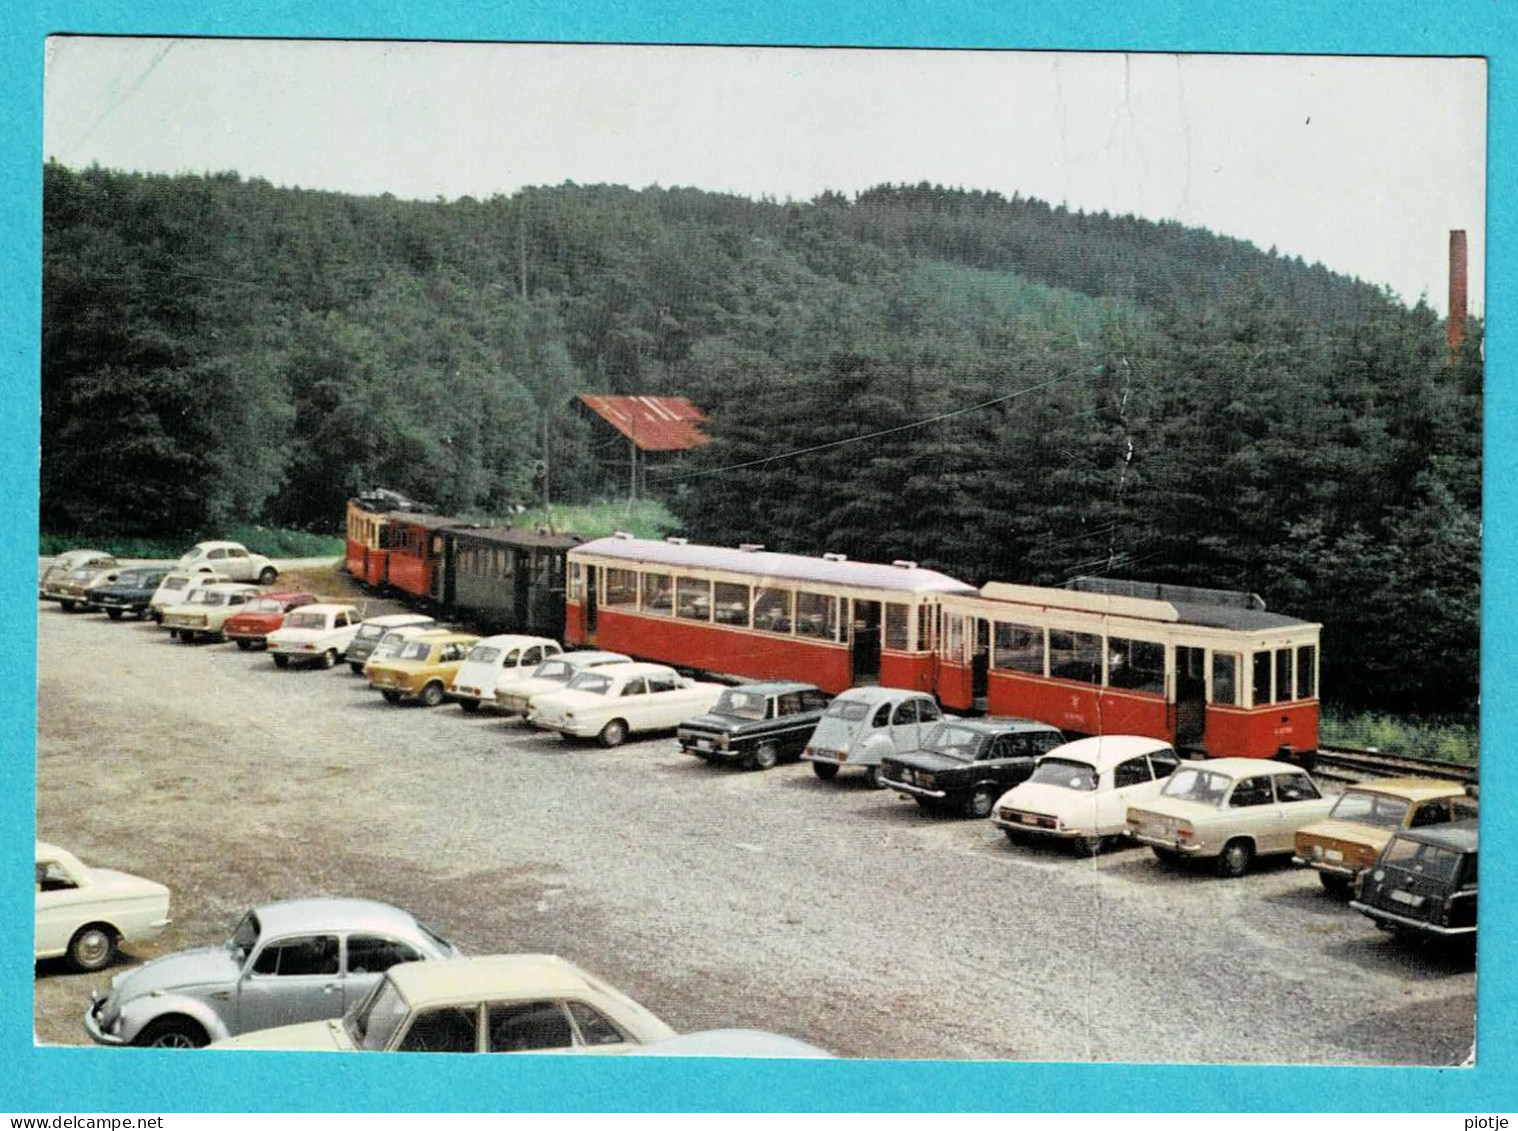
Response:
[385,512,462,605]
[565,536,976,695]
[344,497,394,587]
[937,577,1320,760]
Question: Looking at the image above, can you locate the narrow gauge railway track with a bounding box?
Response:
[1314,744,1478,786]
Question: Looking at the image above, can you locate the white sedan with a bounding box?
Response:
[529,662,725,747]
[267,603,363,668]
[447,635,564,712]
[494,650,631,717]
[36,842,171,972]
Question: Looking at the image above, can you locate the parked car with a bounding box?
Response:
[881,717,1066,817]
[1350,819,1478,941]
[210,954,676,1054]
[87,567,169,620]
[266,603,363,668]
[1293,779,1477,897]
[447,635,564,713]
[801,686,946,787]
[35,841,171,973]
[40,550,117,603]
[175,540,279,585]
[677,682,829,771]
[160,582,262,642]
[346,614,438,674]
[147,569,230,622]
[530,662,725,748]
[1126,758,1336,876]
[367,632,482,706]
[991,735,1181,855]
[52,563,127,612]
[494,650,631,717]
[222,591,321,650]
[84,898,460,1049]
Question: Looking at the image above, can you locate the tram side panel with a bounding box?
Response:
[1205,701,1319,760]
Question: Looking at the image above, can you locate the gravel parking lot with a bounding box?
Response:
[35,597,1476,1064]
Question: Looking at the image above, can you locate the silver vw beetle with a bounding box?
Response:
[84,897,460,1048]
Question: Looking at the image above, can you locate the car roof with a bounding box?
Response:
[407,632,480,646]
[631,1029,834,1058]
[294,602,359,615]
[833,685,930,705]
[362,613,436,627]
[943,716,1062,736]
[579,661,679,680]
[199,581,261,592]
[388,954,604,1007]
[558,651,630,665]
[259,590,315,602]
[1187,757,1316,779]
[1390,818,1479,852]
[56,549,114,564]
[188,540,246,552]
[34,840,81,864]
[1342,778,1470,803]
[250,898,424,938]
[1043,734,1175,770]
[723,681,819,697]
[470,634,559,650]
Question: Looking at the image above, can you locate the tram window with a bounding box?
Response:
[677,577,711,621]
[993,623,1044,674]
[642,573,674,615]
[713,582,750,626]
[884,604,910,651]
[944,615,966,662]
[568,562,582,602]
[1212,653,1239,706]
[796,591,839,641]
[604,569,638,609]
[918,605,933,652]
[1107,638,1165,694]
[1296,644,1317,700]
[1049,630,1101,684]
[754,588,793,634]
[1276,649,1293,702]
[1252,651,1273,705]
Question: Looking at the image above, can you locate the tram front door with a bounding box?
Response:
[852,600,881,684]
[971,618,990,708]
[1175,645,1206,749]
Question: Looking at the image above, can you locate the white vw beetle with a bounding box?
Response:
[175,540,279,585]
[801,686,946,787]
[267,603,362,668]
[35,842,171,972]
[990,735,1181,856]
[448,635,564,712]
[530,662,725,747]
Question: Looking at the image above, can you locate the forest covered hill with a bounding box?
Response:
[40,163,1481,717]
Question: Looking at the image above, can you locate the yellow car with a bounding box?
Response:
[365,631,481,707]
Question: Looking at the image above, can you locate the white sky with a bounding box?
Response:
[43,38,1486,315]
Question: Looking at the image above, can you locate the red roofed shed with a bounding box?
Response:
[575,394,709,501]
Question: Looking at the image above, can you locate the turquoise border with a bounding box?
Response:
[4,1,1512,1112]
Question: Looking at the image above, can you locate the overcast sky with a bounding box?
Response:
[43,38,1486,316]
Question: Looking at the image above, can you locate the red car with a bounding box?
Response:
[222,591,319,650]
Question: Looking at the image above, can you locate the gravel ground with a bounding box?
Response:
[34,597,1476,1064]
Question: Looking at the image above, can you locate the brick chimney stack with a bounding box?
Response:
[1448,229,1468,355]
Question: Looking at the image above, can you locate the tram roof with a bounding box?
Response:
[384,511,467,532]
[447,525,584,551]
[976,581,1314,631]
[573,537,976,596]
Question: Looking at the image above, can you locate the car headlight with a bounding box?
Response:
[1312,844,1324,858]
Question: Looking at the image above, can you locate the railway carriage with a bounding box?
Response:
[385,512,463,605]
[564,536,975,695]
[442,526,582,637]
[344,496,396,587]
[937,577,1320,760]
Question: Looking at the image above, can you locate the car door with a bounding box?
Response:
[617,676,651,731]
[1272,771,1330,848]
[1104,756,1157,829]
[987,733,1037,789]
[343,934,426,1013]
[237,933,343,1033]
[644,674,686,729]
[224,547,252,581]
[34,856,89,957]
[1225,775,1280,850]
[888,698,922,755]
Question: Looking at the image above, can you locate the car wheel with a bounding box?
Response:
[914,796,939,812]
[1217,838,1255,878]
[66,925,117,972]
[257,566,279,585]
[419,681,445,708]
[381,689,403,704]
[106,608,124,621]
[598,719,629,748]
[349,661,364,674]
[459,698,482,714]
[748,742,779,771]
[1075,834,1103,858]
[1003,827,1029,845]
[964,786,997,819]
[811,762,839,781]
[134,1017,209,1050]
[59,600,75,612]
[864,765,886,789]
[166,628,178,640]
[1151,847,1182,867]
[272,654,290,669]
[235,639,252,651]
[320,649,337,670]
[1319,872,1352,899]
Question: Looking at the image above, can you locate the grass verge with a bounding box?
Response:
[1320,710,1479,764]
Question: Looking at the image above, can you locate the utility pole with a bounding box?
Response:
[540,410,550,513]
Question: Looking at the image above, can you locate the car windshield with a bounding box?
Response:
[715,690,768,720]
[567,671,614,695]
[346,975,411,1051]
[246,598,285,613]
[70,568,96,581]
[1328,790,1413,829]
[467,646,503,665]
[227,911,261,965]
[1029,758,1098,791]
[533,660,573,682]
[825,699,871,722]
[284,611,328,630]
[921,724,983,760]
[1383,838,1466,883]
[161,577,188,591]
[1160,768,1233,805]
[175,550,204,567]
[356,624,389,640]
[397,641,436,661]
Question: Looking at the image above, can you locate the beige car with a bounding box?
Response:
[160,582,262,642]
[212,954,678,1053]
[1293,778,1476,897]
[35,841,170,972]
[1127,758,1336,876]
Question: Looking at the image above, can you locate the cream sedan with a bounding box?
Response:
[529,662,725,748]
[1126,759,1336,876]
[36,842,170,972]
